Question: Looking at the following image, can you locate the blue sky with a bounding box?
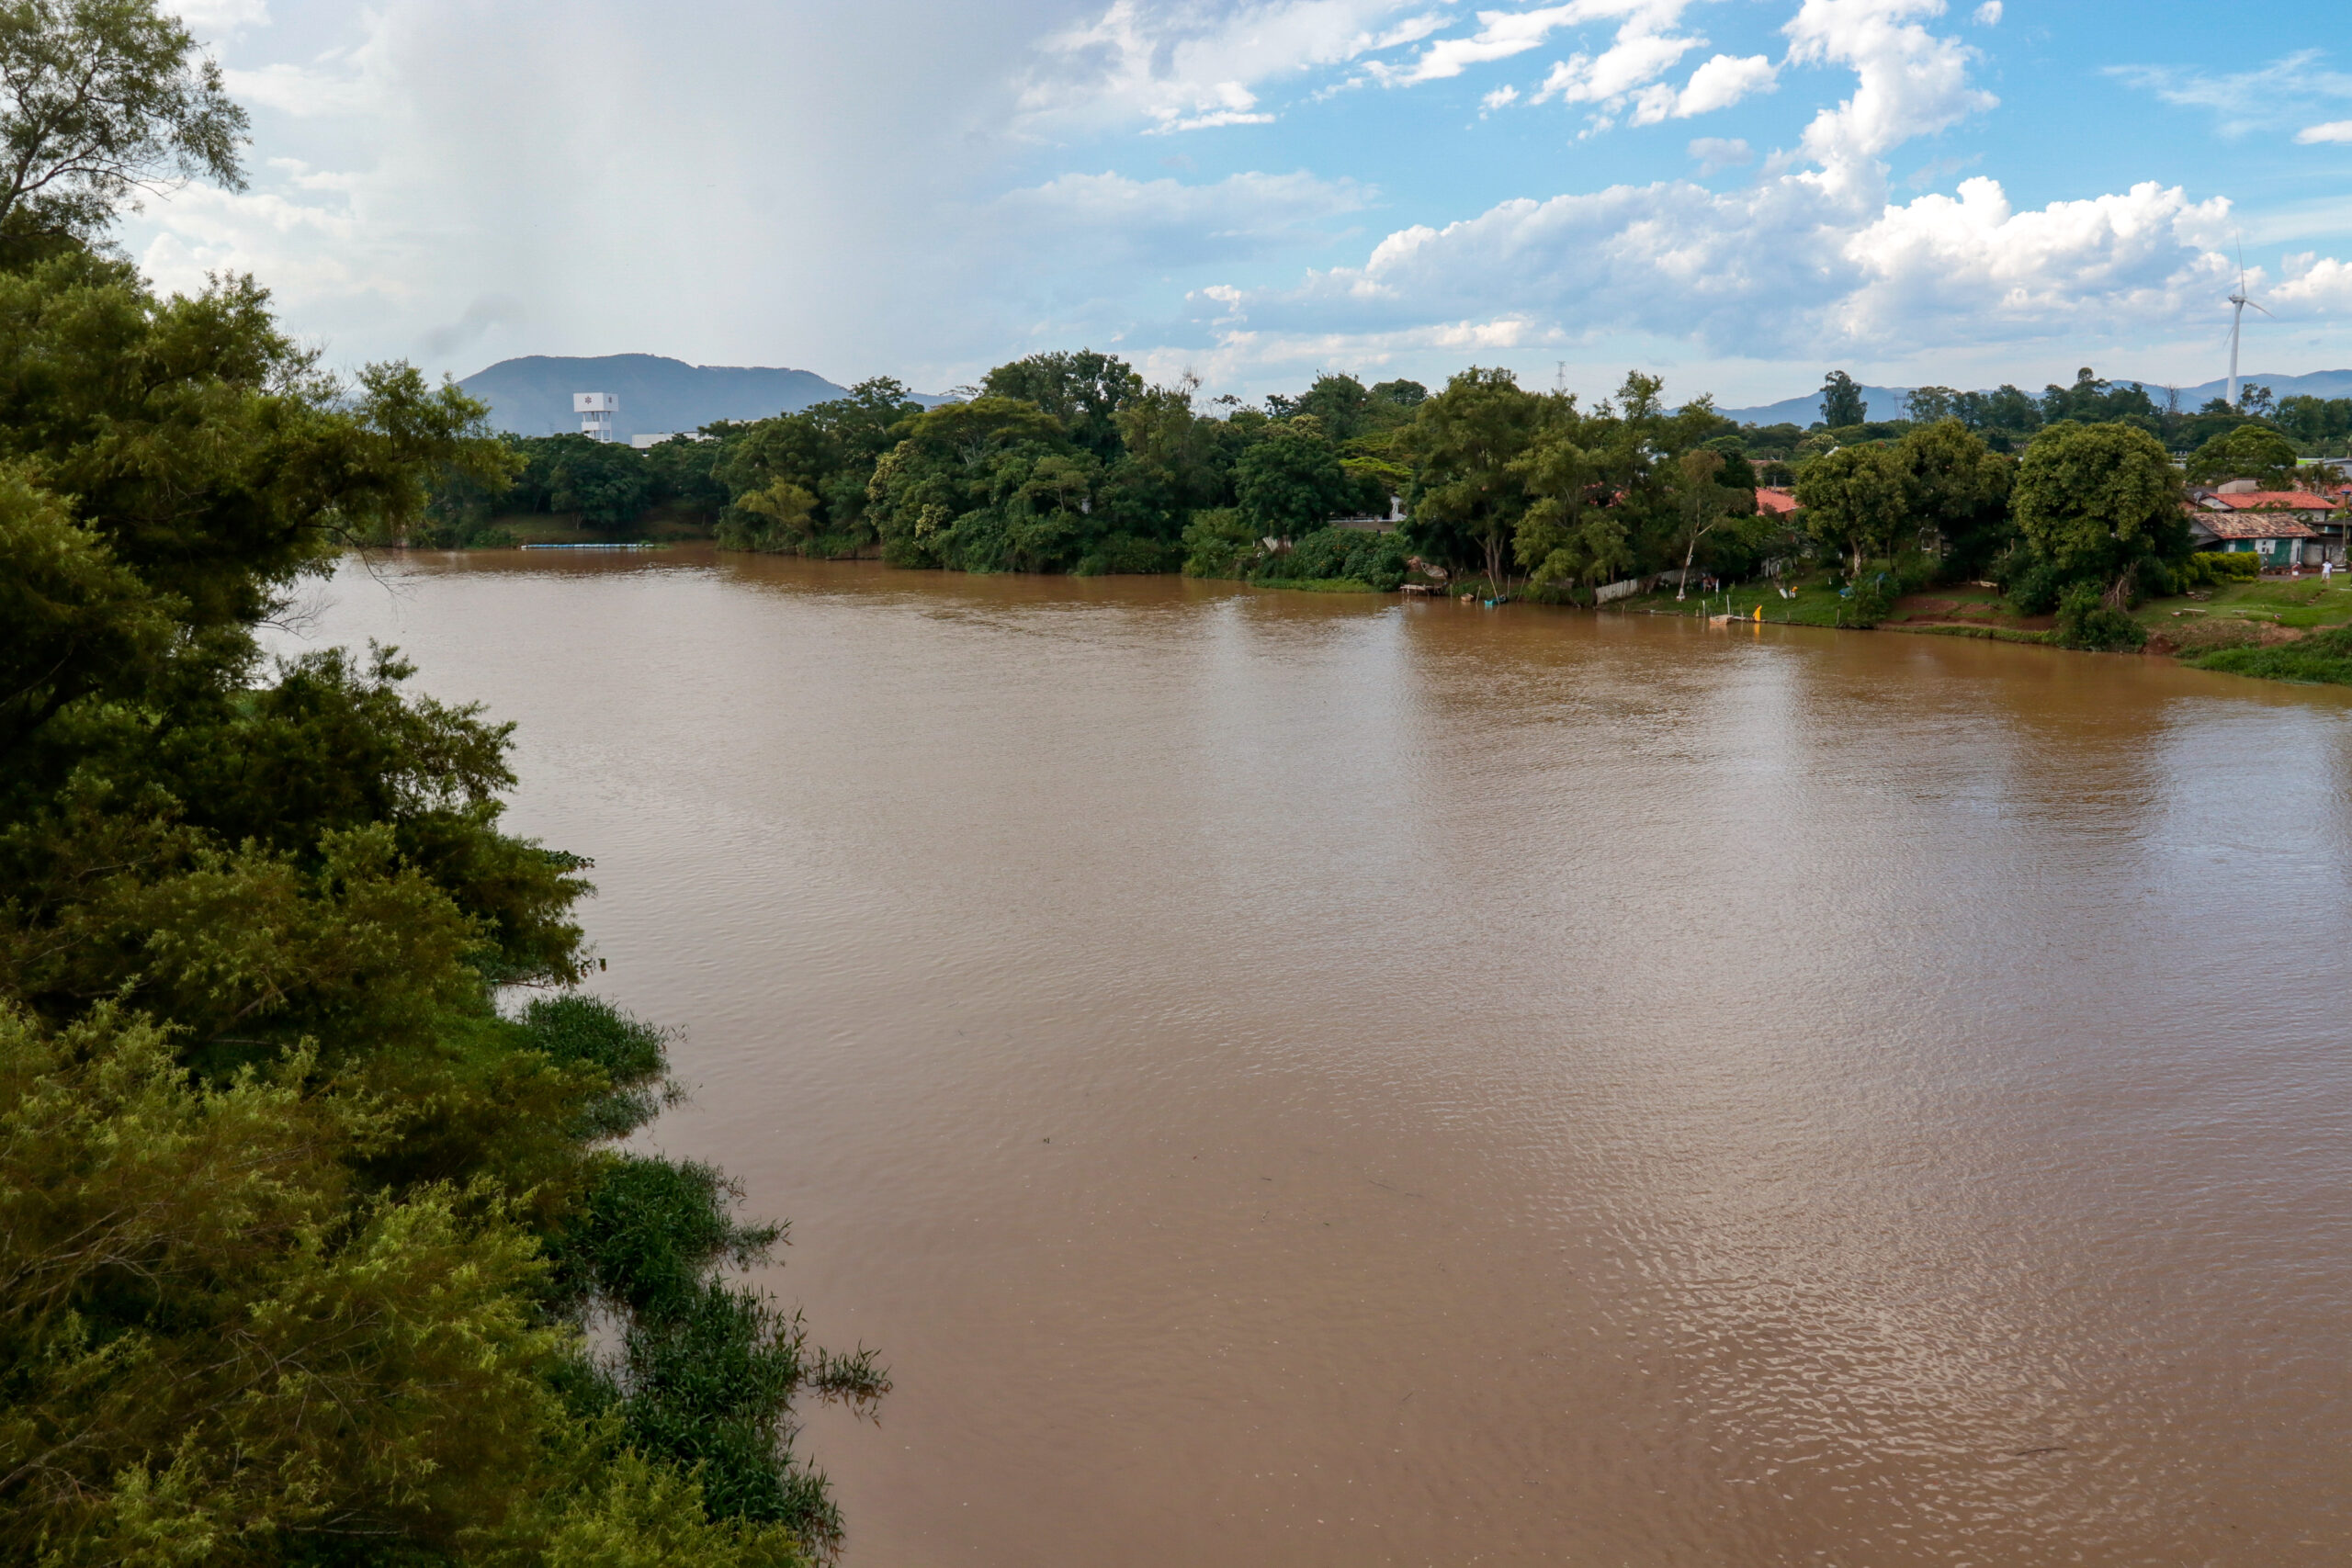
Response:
[124,1,2352,408]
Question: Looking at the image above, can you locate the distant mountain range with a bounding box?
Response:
[1717,369,2352,427]
[456,354,946,438]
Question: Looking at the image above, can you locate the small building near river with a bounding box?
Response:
[2188,483,2343,567]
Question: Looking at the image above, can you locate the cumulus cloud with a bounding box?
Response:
[1179,2,2334,373]
[1786,0,1996,175]
[1970,1,1999,23]
[2299,120,2352,144]
[1225,171,2242,361]
[2275,253,2352,311]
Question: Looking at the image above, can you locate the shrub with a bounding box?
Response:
[1181,508,1259,579]
[1846,571,1897,627]
[2003,556,2066,615]
[2187,624,2352,684]
[1254,525,1409,591]
[1075,532,1183,575]
[2053,582,2147,650]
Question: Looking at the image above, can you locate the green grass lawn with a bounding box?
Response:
[2135,574,2352,649]
[1617,578,1868,627]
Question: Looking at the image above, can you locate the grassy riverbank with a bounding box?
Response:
[1585,568,2352,686]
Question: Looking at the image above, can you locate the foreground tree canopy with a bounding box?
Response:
[0,6,879,1562]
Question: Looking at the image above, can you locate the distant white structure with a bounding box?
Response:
[573,391,617,442]
[629,433,678,450]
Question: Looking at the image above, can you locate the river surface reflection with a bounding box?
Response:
[300,547,2352,1565]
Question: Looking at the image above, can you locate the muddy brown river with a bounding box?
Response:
[300,546,2352,1565]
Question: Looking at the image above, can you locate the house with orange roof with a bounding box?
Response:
[1755,486,1800,519]
[2187,480,2346,567]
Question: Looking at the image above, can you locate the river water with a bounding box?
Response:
[299,546,2351,1566]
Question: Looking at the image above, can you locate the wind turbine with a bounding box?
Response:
[2226,246,2272,412]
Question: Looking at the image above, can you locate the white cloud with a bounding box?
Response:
[1632,52,1777,124]
[1208,168,2250,366]
[1837,177,2236,343]
[1022,0,1432,132]
[2275,253,2352,311]
[1536,30,1701,107]
[1482,84,1521,111]
[1380,3,1624,87]
[1785,0,1996,174]
[1970,1,1999,24]
[2300,120,2352,144]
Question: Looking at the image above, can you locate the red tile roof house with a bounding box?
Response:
[2186,480,2345,568]
[1755,486,1801,518]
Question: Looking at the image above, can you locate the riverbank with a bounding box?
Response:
[1606,569,2352,684]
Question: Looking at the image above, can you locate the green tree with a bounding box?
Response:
[1404,367,1543,588]
[2010,420,2187,600]
[645,433,728,520]
[512,434,653,525]
[2187,422,2301,490]
[1951,384,2041,450]
[1817,369,1868,428]
[2276,394,2352,449]
[1667,448,1743,599]
[980,349,1141,460]
[864,396,1075,570]
[1512,405,1625,598]
[1235,418,1349,540]
[712,378,923,555]
[0,0,246,250]
[1794,442,1907,580]
[1895,417,2012,571]
[1905,386,1960,423]
[0,34,882,1552]
[2040,367,2157,426]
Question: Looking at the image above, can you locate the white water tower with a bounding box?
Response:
[573,391,617,441]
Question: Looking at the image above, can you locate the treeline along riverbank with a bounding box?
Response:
[413,351,2352,683]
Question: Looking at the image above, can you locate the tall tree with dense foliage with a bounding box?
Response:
[1896,418,2013,572]
[2186,422,2301,490]
[2010,420,2188,601]
[1235,417,1350,540]
[1404,367,1543,588]
[1817,369,1868,428]
[980,349,1141,460]
[1794,442,1908,580]
[0,14,880,1560]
